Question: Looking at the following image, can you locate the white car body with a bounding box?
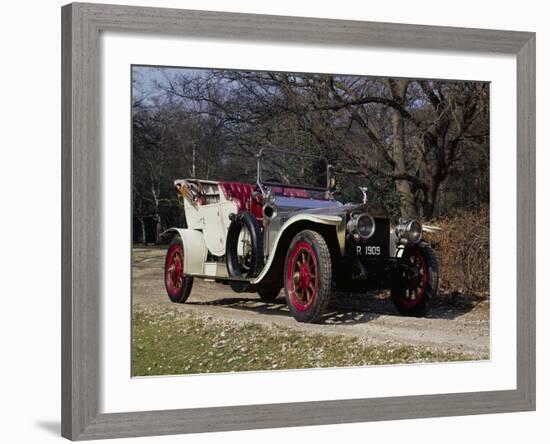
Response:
[162,178,344,284]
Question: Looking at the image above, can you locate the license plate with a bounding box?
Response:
[355,245,381,256]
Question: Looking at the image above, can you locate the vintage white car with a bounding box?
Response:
[163,149,438,323]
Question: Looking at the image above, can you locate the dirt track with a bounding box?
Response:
[133,247,490,358]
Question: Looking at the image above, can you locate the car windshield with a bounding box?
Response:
[258,149,328,190]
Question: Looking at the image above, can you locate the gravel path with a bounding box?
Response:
[133,247,490,358]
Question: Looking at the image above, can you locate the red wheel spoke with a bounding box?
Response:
[287,243,319,311]
[398,249,429,307]
[166,244,187,296]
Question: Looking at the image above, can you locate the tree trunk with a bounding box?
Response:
[422,179,441,219]
[389,84,415,217]
[385,79,415,217]
[395,176,415,217]
[138,217,146,244]
[154,214,162,244]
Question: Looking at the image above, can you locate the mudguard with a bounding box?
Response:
[251,213,343,284]
[160,228,207,275]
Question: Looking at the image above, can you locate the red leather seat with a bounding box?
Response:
[219,182,263,221]
[283,188,310,198]
[270,186,312,198]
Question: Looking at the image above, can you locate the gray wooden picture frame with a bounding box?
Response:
[61,2,536,440]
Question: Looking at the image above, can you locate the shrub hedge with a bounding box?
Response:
[423,207,490,296]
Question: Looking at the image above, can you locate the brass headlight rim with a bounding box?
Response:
[396,219,423,245]
[347,212,376,240]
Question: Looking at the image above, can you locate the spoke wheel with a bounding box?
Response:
[226,211,264,289]
[226,211,264,293]
[167,246,184,290]
[164,237,194,303]
[288,243,318,311]
[237,226,253,273]
[284,230,332,323]
[391,244,438,317]
[400,250,428,308]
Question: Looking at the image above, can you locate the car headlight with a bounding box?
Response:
[395,219,423,244]
[347,213,376,240]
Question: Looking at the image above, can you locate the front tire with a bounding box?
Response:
[164,237,194,303]
[284,230,332,323]
[391,244,438,317]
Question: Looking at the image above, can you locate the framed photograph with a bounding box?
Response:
[61,2,535,440]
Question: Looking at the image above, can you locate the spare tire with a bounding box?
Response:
[226,211,264,286]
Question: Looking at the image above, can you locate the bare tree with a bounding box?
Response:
[133,66,489,240]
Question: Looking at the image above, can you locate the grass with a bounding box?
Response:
[132,306,481,376]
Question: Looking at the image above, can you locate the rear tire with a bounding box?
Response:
[284,230,332,323]
[164,237,194,303]
[391,243,438,317]
[257,286,282,302]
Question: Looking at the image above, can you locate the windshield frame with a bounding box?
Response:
[256,148,330,192]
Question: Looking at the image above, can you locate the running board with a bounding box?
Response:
[188,273,253,283]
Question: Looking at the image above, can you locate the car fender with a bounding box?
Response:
[251,213,343,284]
[160,228,207,275]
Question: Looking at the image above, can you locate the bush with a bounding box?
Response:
[423,207,490,296]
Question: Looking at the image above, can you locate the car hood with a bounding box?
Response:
[272,196,389,219]
[280,200,387,218]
